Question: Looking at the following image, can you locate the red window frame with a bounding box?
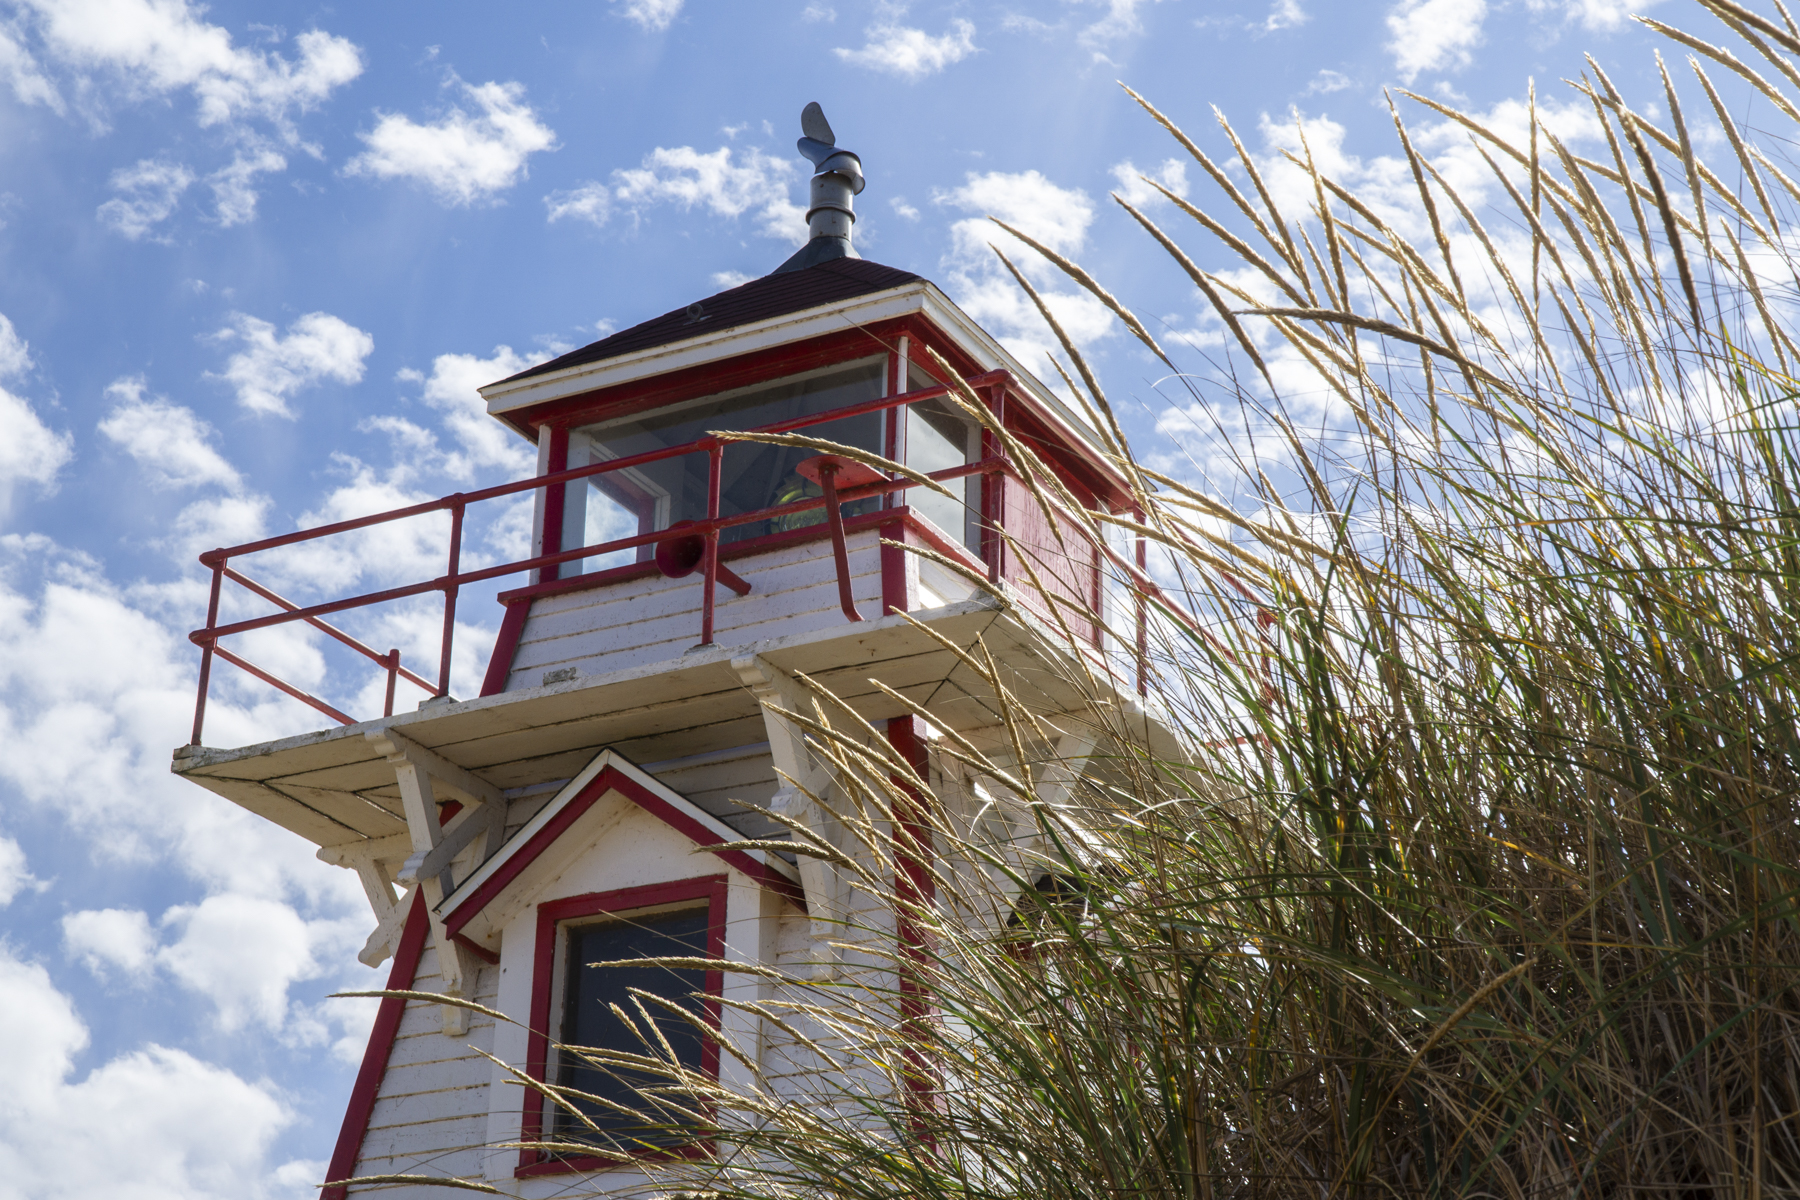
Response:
[517,874,729,1177]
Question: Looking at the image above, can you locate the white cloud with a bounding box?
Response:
[0,316,72,519]
[1077,0,1165,45]
[16,0,361,135]
[0,22,61,110]
[611,0,684,31]
[544,181,611,228]
[711,270,754,289]
[0,836,44,905]
[1110,158,1189,208]
[209,311,374,417]
[97,380,242,490]
[802,3,837,20]
[941,168,1095,259]
[934,170,1116,377]
[0,314,30,380]
[406,345,536,480]
[611,144,806,243]
[1386,0,1486,82]
[345,77,557,207]
[0,393,75,515]
[63,907,156,976]
[1263,0,1308,30]
[0,945,309,1200]
[1307,68,1352,94]
[95,158,194,240]
[157,894,327,1031]
[891,195,921,221]
[834,17,976,80]
[207,146,286,227]
[1525,0,1654,31]
[171,492,270,560]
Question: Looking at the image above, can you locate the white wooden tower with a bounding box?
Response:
[172,104,1166,1198]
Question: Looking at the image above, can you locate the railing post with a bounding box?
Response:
[700,443,722,645]
[384,649,401,717]
[439,500,464,698]
[190,553,226,745]
[984,382,1007,586]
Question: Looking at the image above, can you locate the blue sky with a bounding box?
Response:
[0,0,1707,1194]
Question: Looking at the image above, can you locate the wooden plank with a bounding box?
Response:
[272,785,407,841]
[384,1026,499,1074]
[177,726,378,783]
[178,775,364,845]
[368,1081,491,1125]
[507,574,881,679]
[357,1113,490,1159]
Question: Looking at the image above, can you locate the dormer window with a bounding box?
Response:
[561,358,887,572]
[543,885,722,1154]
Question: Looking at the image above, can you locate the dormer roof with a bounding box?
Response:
[440,748,803,954]
[503,258,921,384]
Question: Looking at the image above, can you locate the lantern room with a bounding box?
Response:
[470,250,1133,691]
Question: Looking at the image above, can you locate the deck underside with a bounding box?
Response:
[173,595,1177,852]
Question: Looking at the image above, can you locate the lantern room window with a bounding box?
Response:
[902,390,982,552]
[561,358,887,572]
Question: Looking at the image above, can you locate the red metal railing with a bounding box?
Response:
[186,371,1032,745]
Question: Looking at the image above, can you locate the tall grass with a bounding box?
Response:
[479,3,1800,1196]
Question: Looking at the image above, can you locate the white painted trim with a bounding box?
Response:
[479,285,933,411]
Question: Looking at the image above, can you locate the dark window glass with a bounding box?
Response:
[554,905,711,1147]
[565,360,885,568]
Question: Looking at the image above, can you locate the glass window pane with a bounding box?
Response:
[903,395,980,553]
[555,905,710,1147]
[568,359,885,567]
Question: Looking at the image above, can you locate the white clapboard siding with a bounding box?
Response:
[506,531,883,690]
[351,945,501,1192]
[652,749,783,840]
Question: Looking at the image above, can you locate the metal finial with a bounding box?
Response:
[772,102,865,273]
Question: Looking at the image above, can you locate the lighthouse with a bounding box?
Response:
[171,104,1164,1197]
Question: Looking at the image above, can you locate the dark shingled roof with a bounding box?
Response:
[503,258,924,384]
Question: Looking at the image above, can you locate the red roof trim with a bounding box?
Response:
[442,759,802,941]
[320,889,431,1200]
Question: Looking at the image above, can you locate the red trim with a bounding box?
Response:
[498,325,909,438]
[479,597,531,697]
[443,763,802,943]
[518,875,728,1176]
[321,890,433,1200]
[540,427,569,583]
[452,932,501,965]
[880,518,910,616]
[885,716,937,1126]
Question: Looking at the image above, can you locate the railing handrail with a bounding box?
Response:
[186,371,1022,744]
[190,456,1008,647]
[197,372,1007,566]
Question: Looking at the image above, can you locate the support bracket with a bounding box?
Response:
[732,653,849,978]
[363,727,507,1034]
